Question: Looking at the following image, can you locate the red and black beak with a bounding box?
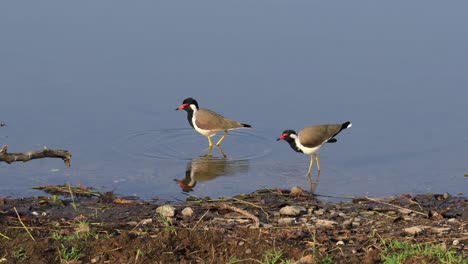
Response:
[175,103,189,111]
[276,133,289,141]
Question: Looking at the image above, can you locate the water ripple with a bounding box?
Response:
[113,128,273,161]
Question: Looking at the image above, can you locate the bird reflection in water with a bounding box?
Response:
[174,146,249,192]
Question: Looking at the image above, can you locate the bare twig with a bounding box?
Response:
[13,206,35,241]
[0,232,11,240]
[215,203,260,228]
[191,209,210,231]
[364,196,427,216]
[0,145,71,167]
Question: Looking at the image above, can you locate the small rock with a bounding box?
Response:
[447,218,459,224]
[353,217,361,222]
[181,207,194,217]
[398,208,412,214]
[338,212,347,218]
[314,209,325,216]
[452,240,460,246]
[429,227,451,234]
[238,241,245,246]
[403,226,428,235]
[278,217,295,225]
[280,205,307,216]
[342,219,353,228]
[290,186,305,196]
[315,219,337,229]
[336,240,345,246]
[156,205,176,217]
[245,248,252,254]
[140,218,152,225]
[352,222,360,227]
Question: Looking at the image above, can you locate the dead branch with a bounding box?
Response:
[211,203,260,228]
[0,145,71,167]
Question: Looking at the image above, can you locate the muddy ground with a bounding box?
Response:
[0,187,466,264]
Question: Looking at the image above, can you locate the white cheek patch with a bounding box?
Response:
[190,104,198,111]
[290,134,298,139]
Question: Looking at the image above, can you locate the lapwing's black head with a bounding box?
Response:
[277,130,302,153]
[276,130,297,141]
[176,97,199,111]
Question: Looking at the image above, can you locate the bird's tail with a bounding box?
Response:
[241,123,252,128]
[342,121,352,129]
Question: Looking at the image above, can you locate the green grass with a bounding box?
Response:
[50,219,110,241]
[255,249,291,264]
[159,214,177,235]
[380,240,467,264]
[319,254,334,264]
[57,244,81,262]
[12,247,27,261]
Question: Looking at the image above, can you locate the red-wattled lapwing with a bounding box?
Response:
[277,122,352,178]
[176,97,251,147]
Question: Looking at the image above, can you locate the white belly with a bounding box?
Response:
[296,138,322,154]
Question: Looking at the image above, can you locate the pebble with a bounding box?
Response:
[314,209,325,216]
[338,212,347,218]
[279,205,306,216]
[156,205,176,217]
[140,218,152,225]
[278,217,296,225]
[403,226,426,235]
[315,219,337,229]
[352,222,361,227]
[429,227,451,234]
[290,186,305,196]
[181,207,194,217]
[336,241,345,246]
[342,219,352,228]
[453,240,460,246]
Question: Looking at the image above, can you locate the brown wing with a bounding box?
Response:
[195,109,244,130]
[298,124,344,148]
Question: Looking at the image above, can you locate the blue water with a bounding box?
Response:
[1,1,467,200]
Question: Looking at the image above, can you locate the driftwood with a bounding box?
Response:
[0,145,71,167]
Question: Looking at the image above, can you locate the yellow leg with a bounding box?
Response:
[306,155,314,176]
[207,136,213,148]
[216,145,226,158]
[216,131,228,146]
[204,146,213,157]
[315,154,320,172]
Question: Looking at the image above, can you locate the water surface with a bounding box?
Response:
[1,1,467,200]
